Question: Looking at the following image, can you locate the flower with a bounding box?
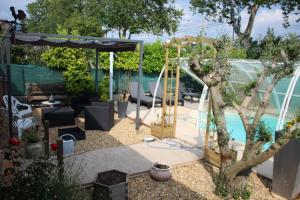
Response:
[50,143,58,151]
[9,137,20,145]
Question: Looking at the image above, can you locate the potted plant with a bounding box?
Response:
[85,76,114,131]
[117,71,131,118]
[24,130,42,159]
[117,90,129,118]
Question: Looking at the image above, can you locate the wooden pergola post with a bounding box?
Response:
[173,45,181,135]
[161,47,169,128]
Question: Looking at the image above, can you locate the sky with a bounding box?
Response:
[1,0,299,43]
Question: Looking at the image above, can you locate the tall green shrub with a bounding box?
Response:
[41,28,93,94]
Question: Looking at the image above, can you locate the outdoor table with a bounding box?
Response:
[41,100,61,107]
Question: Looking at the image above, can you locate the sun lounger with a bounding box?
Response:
[129,82,162,109]
[148,82,184,106]
[179,82,200,102]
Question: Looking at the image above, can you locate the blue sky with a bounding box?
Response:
[1,0,299,43]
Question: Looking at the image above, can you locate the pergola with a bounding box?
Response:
[1,32,144,137]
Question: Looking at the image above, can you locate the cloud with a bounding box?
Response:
[236,7,300,38]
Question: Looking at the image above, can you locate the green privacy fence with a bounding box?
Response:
[0,64,203,96]
[0,64,64,95]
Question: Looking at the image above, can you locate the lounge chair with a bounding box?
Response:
[148,82,184,106]
[179,82,201,102]
[129,82,162,109]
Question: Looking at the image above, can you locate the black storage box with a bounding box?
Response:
[92,170,128,200]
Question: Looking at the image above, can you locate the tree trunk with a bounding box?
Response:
[234,4,259,48]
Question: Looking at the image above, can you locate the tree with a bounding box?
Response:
[190,0,300,48]
[27,0,103,36]
[189,34,300,198]
[97,0,183,38]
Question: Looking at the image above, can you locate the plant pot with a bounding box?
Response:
[117,101,128,118]
[85,101,114,131]
[149,163,172,182]
[25,142,42,159]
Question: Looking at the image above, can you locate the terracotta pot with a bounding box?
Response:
[149,163,171,182]
[25,142,42,159]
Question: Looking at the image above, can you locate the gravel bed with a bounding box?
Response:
[46,117,151,153]
[128,161,275,200]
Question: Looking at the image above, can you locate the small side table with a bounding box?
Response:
[42,100,61,107]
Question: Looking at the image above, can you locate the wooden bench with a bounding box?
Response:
[26,83,68,104]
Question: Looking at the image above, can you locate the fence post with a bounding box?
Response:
[44,120,49,158]
[57,138,64,180]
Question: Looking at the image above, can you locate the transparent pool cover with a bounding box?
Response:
[228,59,300,120]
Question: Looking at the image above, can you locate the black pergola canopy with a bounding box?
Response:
[1,32,144,138]
[14,32,138,52]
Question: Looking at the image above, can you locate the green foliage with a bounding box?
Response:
[99,41,177,73]
[41,28,94,95]
[97,0,182,37]
[24,130,39,143]
[213,174,251,200]
[228,48,247,59]
[63,64,93,95]
[115,52,139,71]
[190,0,300,47]
[213,174,228,198]
[246,40,261,59]
[242,80,257,96]
[1,159,90,200]
[27,0,103,36]
[232,187,251,200]
[98,76,110,102]
[99,52,139,71]
[143,41,165,73]
[255,121,272,143]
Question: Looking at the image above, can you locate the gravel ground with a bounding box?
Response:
[128,161,275,200]
[45,117,151,154]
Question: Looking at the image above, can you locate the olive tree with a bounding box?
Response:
[190,0,300,48]
[189,34,300,197]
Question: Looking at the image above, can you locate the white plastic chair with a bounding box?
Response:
[3,95,32,118]
[1,108,37,139]
[59,134,76,156]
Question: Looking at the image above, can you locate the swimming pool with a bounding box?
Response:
[225,112,278,144]
[200,112,281,145]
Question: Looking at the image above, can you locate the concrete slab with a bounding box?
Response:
[65,140,203,185]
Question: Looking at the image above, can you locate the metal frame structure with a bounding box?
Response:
[1,32,144,138]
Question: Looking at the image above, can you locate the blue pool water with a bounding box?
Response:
[225,112,278,144]
[200,112,281,145]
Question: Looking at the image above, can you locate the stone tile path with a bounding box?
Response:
[65,139,203,185]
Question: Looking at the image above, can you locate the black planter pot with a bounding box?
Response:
[84,101,114,131]
[272,138,300,199]
[117,101,128,118]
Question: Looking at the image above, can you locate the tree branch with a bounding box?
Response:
[225,124,300,179]
[240,73,265,109]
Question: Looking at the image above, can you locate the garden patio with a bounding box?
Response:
[1,30,300,200]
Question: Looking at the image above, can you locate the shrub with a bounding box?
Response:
[98,76,110,102]
[0,158,90,200]
[41,28,94,95]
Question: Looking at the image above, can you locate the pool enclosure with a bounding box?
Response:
[228,59,300,129]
